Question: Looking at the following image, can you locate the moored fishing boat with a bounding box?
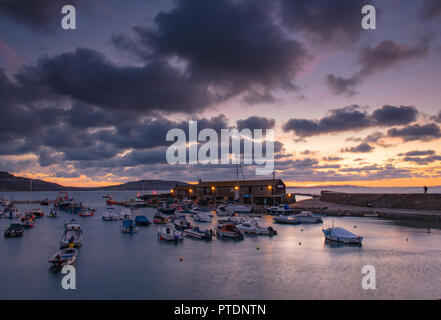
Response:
[119,208,133,220]
[60,220,83,248]
[48,205,61,218]
[21,218,36,229]
[193,212,212,223]
[5,207,21,219]
[273,215,300,225]
[322,226,363,245]
[102,208,118,221]
[266,204,293,215]
[135,215,151,226]
[157,224,183,241]
[183,226,213,240]
[295,211,323,224]
[223,203,253,214]
[4,223,25,238]
[28,208,44,219]
[216,205,234,216]
[173,218,193,231]
[40,198,50,206]
[49,248,78,269]
[78,207,95,217]
[153,213,169,224]
[216,223,244,240]
[120,219,138,234]
[237,218,277,236]
[21,211,35,221]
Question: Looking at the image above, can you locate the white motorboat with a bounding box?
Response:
[237,218,277,236]
[157,224,183,241]
[119,208,133,220]
[0,198,10,206]
[266,204,293,215]
[60,220,83,248]
[49,248,78,269]
[216,205,234,216]
[189,207,213,216]
[173,218,193,231]
[102,208,118,221]
[183,226,213,240]
[193,212,212,223]
[5,207,21,219]
[223,203,253,213]
[273,215,300,225]
[322,227,363,245]
[120,219,138,234]
[48,205,61,218]
[295,211,323,224]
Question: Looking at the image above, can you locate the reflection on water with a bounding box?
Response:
[1,191,441,300]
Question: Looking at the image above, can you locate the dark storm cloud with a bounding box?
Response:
[283,105,418,138]
[326,39,429,96]
[0,0,84,31]
[341,143,374,153]
[114,0,310,104]
[421,0,441,19]
[279,0,374,45]
[236,116,275,131]
[387,123,441,141]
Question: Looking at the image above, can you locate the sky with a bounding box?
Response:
[1,0,441,187]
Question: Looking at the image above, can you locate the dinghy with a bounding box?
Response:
[120,219,138,234]
[216,223,244,240]
[295,211,323,224]
[173,218,193,231]
[4,223,24,238]
[119,208,133,220]
[237,218,277,236]
[60,220,83,248]
[273,215,300,225]
[135,215,151,226]
[157,224,183,241]
[183,226,213,240]
[48,205,61,218]
[322,226,363,245]
[49,248,78,269]
[102,208,118,221]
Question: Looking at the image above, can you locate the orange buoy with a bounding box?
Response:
[180,256,183,261]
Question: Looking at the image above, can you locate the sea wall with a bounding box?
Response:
[320,191,441,211]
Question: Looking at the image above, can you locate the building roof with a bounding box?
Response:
[173,185,194,191]
[197,179,285,188]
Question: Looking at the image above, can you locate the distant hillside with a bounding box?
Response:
[0,172,187,192]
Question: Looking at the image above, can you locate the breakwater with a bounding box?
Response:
[320,191,441,211]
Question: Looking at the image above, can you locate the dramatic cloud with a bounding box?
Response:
[283,105,418,137]
[326,39,429,96]
[0,0,84,31]
[236,116,275,131]
[341,143,375,153]
[421,0,441,19]
[387,123,441,141]
[402,155,441,165]
[399,150,436,157]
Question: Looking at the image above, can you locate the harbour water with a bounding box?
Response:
[1,190,441,300]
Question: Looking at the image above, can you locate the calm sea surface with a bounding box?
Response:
[1,189,441,300]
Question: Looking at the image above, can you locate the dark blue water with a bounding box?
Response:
[1,191,441,299]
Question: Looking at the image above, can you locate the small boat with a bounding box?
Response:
[223,203,253,214]
[119,208,133,220]
[5,207,21,219]
[49,248,78,269]
[266,204,293,215]
[322,227,363,245]
[216,223,244,240]
[135,215,151,226]
[173,218,193,231]
[120,219,138,234]
[5,223,25,238]
[40,198,50,206]
[157,224,183,241]
[79,208,95,217]
[48,206,61,218]
[0,209,5,218]
[183,226,214,240]
[21,211,35,221]
[0,198,10,206]
[102,194,111,199]
[295,211,323,224]
[60,220,83,248]
[106,195,116,206]
[158,206,176,215]
[153,213,169,224]
[193,212,212,223]
[173,210,187,220]
[102,208,118,221]
[29,208,44,219]
[21,218,36,229]
[237,218,277,236]
[217,216,246,225]
[189,207,213,216]
[216,205,234,216]
[273,215,300,225]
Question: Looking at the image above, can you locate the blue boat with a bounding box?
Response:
[135,215,151,226]
[121,219,138,234]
